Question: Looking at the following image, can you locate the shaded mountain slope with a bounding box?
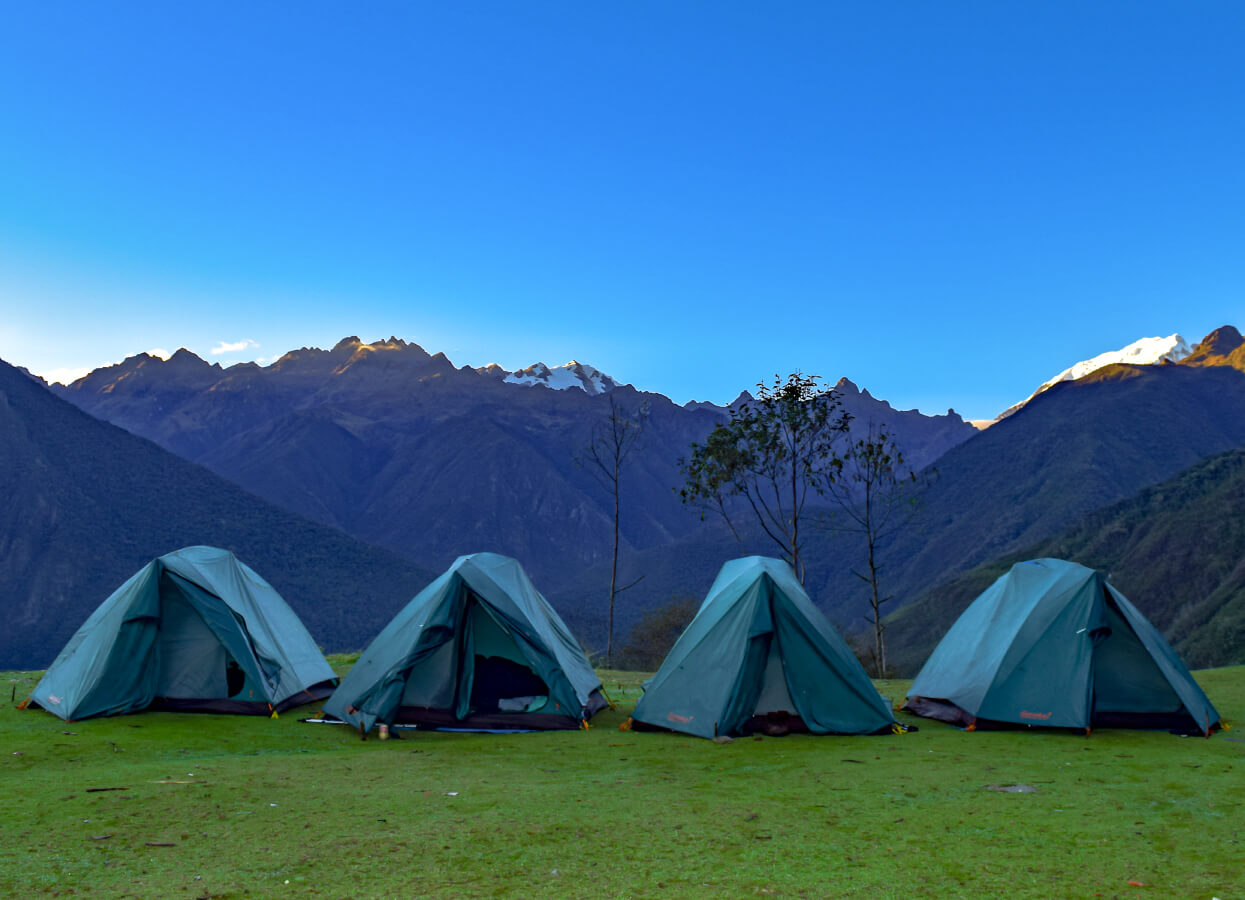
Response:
[884,448,1245,675]
[592,355,1245,652]
[0,359,433,670]
[871,362,1245,603]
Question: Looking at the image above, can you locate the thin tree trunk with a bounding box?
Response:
[605,458,620,667]
[585,394,643,670]
[791,445,802,583]
[868,535,885,678]
[607,461,620,668]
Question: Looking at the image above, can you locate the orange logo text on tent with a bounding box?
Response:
[667,712,693,724]
[1019,710,1052,720]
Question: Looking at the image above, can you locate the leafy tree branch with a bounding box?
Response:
[678,372,850,582]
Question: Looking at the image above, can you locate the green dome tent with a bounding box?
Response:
[631,557,895,739]
[904,558,1220,735]
[324,553,605,733]
[26,546,337,721]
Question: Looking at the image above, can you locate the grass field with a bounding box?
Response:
[1,662,1241,899]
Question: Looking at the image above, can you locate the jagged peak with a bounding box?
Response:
[111,352,159,370]
[346,336,429,357]
[1198,324,1242,351]
[997,332,1192,420]
[1184,325,1244,366]
[268,347,333,372]
[279,335,428,368]
[56,353,152,391]
[327,337,435,376]
[16,365,47,386]
[502,360,622,395]
[166,347,212,367]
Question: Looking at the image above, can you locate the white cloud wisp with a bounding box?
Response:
[210,339,258,355]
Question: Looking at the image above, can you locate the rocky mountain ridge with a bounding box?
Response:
[23,326,1245,664]
[47,335,976,624]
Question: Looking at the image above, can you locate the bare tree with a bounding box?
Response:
[579,394,647,667]
[822,422,931,677]
[678,372,850,582]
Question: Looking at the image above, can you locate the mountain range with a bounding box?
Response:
[552,327,1245,667]
[0,358,432,670]
[6,325,1245,671]
[47,336,973,596]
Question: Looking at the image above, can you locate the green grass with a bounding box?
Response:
[1,665,1242,899]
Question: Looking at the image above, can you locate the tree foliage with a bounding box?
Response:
[678,372,851,582]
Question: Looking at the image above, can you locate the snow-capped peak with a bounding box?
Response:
[504,360,621,395]
[998,333,1191,420]
[1038,334,1191,389]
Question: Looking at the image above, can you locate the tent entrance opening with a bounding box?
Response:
[156,577,255,701]
[1092,594,1188,730]
[742,634,807,736]
[468,601,548,714]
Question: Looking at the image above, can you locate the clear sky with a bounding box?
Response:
[2,3,1243,420]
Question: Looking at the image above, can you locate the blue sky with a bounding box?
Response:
[2,3,1243,420]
